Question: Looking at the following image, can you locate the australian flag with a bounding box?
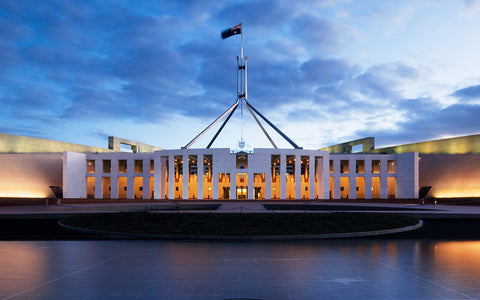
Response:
[221,23,242,39]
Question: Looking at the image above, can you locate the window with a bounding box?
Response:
[119,160,127,173]
[340,160,349,173]
[388,160,396,173]
[134,160,143,173]
[150,160,154,173]
[372,160,381,174]
[118,177,127,198]
[286,155,295,175]
[271,155,280,177]
[329,160,333,173]
[87,160,95,173]
[103,160,111,173]
[236,153,248,169]
[356,160,365,173]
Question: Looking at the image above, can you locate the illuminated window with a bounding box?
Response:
[388,160,396,173]
[87,160,95,173]
[102,177,111,198]
[118,177,127,198]
[119,160,127,173]
[340,160,349,173]
[356,160,364,173]
[134,160,143,173]
[372,160,381,173]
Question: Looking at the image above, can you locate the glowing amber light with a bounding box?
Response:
[433,186,480,198]
[435,190,480,198]
[0,189,49,198]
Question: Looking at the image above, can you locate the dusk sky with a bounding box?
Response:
[1,0,480,150]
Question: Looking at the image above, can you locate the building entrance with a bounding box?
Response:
[254,187,261,199]
[236,186,247,199]
[223,187,230,200]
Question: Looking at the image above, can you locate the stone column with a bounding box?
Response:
[212,156,218,200]
[309,155,316,199]
[110,159,118,199]
[95,175,102,199]
[323,157,330,200]
[230,173,236,200]
[265,169,272,200]
[168,154,175,200]
[156,156,164,200]
[127,159,135,199]
[381,176,388,199]
[247,172,254,199]
[143,159,150,199]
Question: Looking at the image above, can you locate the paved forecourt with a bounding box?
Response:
[2,200,480,219]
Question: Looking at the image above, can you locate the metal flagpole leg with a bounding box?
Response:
[245,100,302,149]
[245,103,278,148]
[207,102,239,148]
[183,100,239,149]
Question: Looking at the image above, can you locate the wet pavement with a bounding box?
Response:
[1,201,480,299]
[1,239,480,299]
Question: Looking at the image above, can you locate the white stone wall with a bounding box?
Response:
[0,153,62,198]
[329,153,418,199]
[63,151,87,198]
[396,152,419,198]
[61,149,418,200]
[155,148,330,200]
[81,152,155,200]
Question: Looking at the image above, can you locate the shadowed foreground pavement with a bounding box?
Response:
[1,217,480,241]
[1,201,480,299]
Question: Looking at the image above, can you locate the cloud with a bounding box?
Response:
[290,13,341,53]
[356,102,480,147]
[451,85,480,101]
[300,58,359,85]
[1,0,479,150]
[214,0,292,29]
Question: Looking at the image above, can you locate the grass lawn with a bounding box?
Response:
[60,212,419,236]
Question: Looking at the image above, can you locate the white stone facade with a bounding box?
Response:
[62,149,419,200]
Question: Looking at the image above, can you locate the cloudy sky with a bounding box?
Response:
[1,0,480,150]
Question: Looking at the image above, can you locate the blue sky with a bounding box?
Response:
[1,0,480,150]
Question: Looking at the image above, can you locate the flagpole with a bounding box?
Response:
[240,20,244,59]
[240,21,244,116]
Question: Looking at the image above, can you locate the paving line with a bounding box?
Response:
[2,249,134,300]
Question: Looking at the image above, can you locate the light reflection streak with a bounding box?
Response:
[0,242,47,298]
